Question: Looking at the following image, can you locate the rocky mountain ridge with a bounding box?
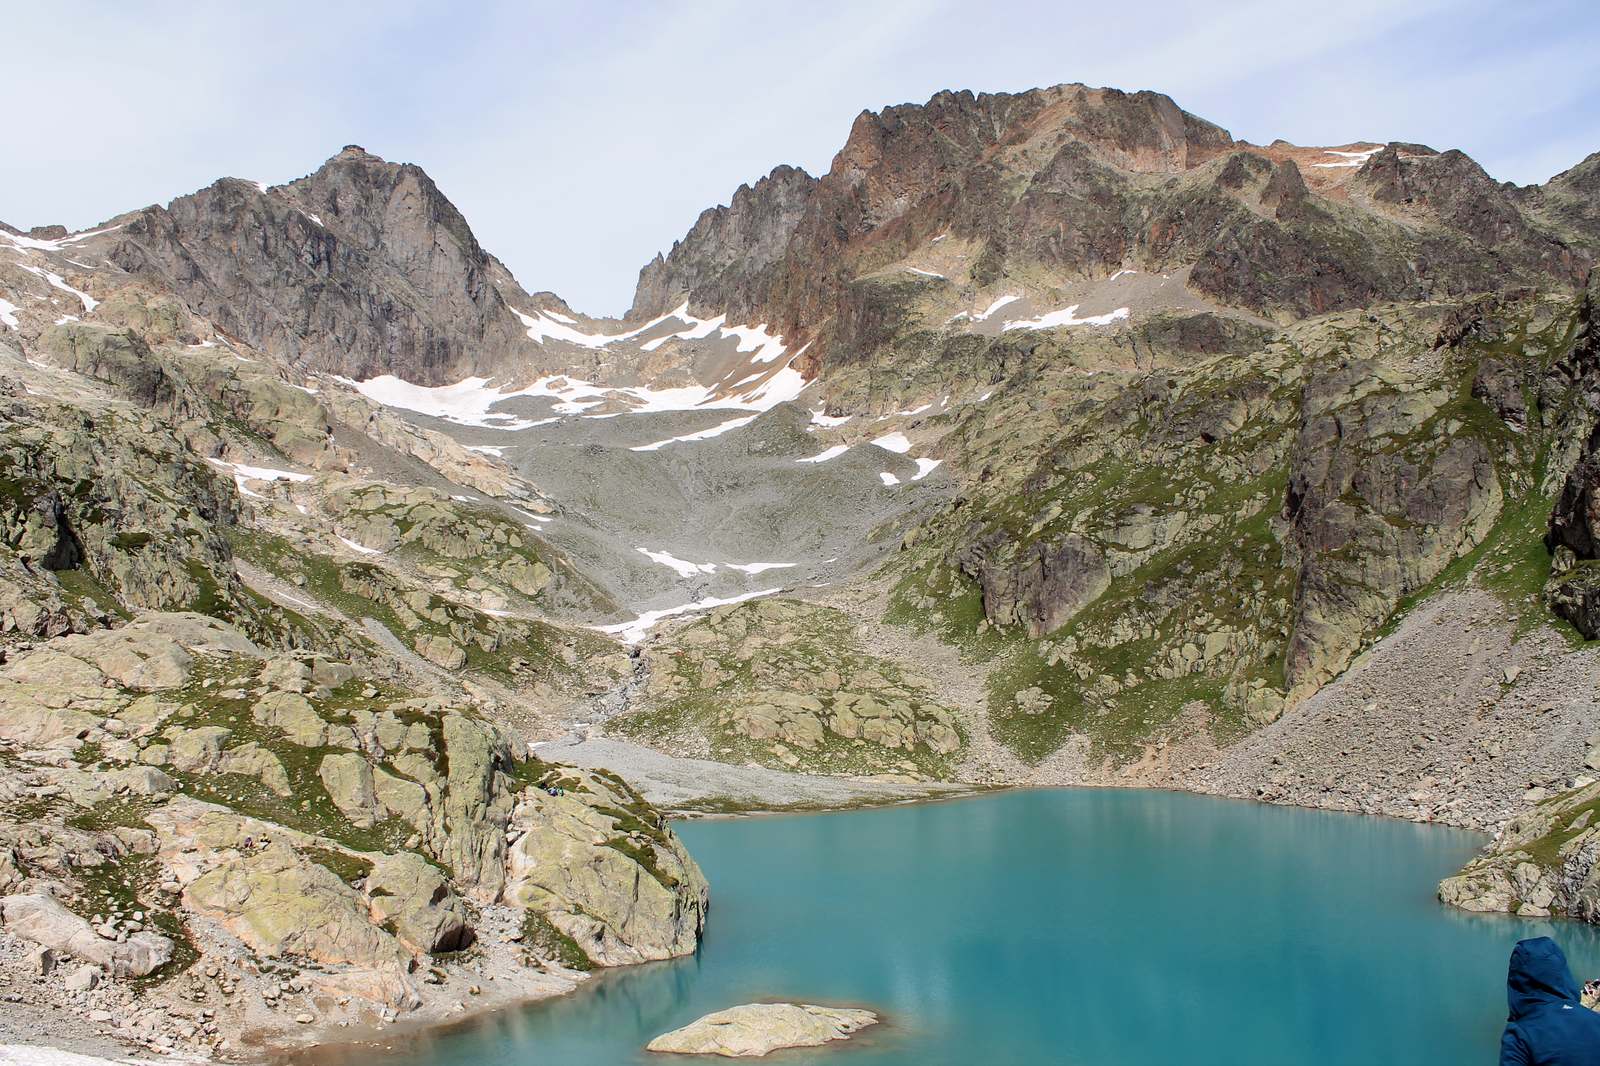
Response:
[633,82,1598,375]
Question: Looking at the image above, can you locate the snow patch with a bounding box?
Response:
[596,588,785,643]
[972,294,1021,321]
[1108,269,1137,281]
[512,307,630,349]
[630,414,758,451]
[906,267,945,279]
[206,459,311,500]
[637,547,716,578]
[0,223,124,253]
[512,301,755,357]
[871,432,912,454]
[639,311,725,352]
[912,457,943,481]
[879,472,901,486]
[465,445,507,457]
[741,364,808,407]
[725,562,796,575]
[0,298,18,329]
[222,462,311,484]
[810,408,852,428]
[796,444,849,464]
[1311,146,1383,169]
[1002,305,1129,331]
[337,535,383,556]
[719,321,787,364]
[18,264,97,312]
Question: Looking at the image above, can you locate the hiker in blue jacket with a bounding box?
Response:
[1501,937,1600,1065]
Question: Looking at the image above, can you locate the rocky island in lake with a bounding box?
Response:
[647,1003,880,1058]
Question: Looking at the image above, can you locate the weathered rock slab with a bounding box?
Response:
[0,893,173,978]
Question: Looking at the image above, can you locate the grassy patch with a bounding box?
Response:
[300,845,376,885]
[52,567,128,619]
[520,909,592,971]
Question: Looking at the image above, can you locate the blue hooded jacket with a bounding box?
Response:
[1501,937,1600,1065]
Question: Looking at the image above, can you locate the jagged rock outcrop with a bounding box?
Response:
[1278,353,1504,697]
[0,392,242,619]
[505,770,708,966]
[956,530,1111,637]
[636,82,1593,372]
[631,165,817,320]
[880,287,1594,763]
[1519,151,1600,250]
[1544,276,1600,636]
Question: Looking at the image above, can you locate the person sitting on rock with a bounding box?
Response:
[1500,937,1600,1065]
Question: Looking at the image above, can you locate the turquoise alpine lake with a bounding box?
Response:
[307,790,1600,1065]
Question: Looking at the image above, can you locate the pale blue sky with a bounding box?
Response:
[6,0,1598,315]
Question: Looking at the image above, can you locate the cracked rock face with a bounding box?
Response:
[102,147,543,385]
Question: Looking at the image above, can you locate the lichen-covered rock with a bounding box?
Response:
[506,770,708,967]
[1440,781,1600,920]
[0,606,706,1041]
[364,852,472,954]
[185,844,420,1007]
[618,598,964,777]
[415,633,467,670]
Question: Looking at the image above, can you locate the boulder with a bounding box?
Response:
[254,690,355,748]
[218,742,291,795]
[415,634,467,670]
[109,765,177,796]
[318,752,381,827]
